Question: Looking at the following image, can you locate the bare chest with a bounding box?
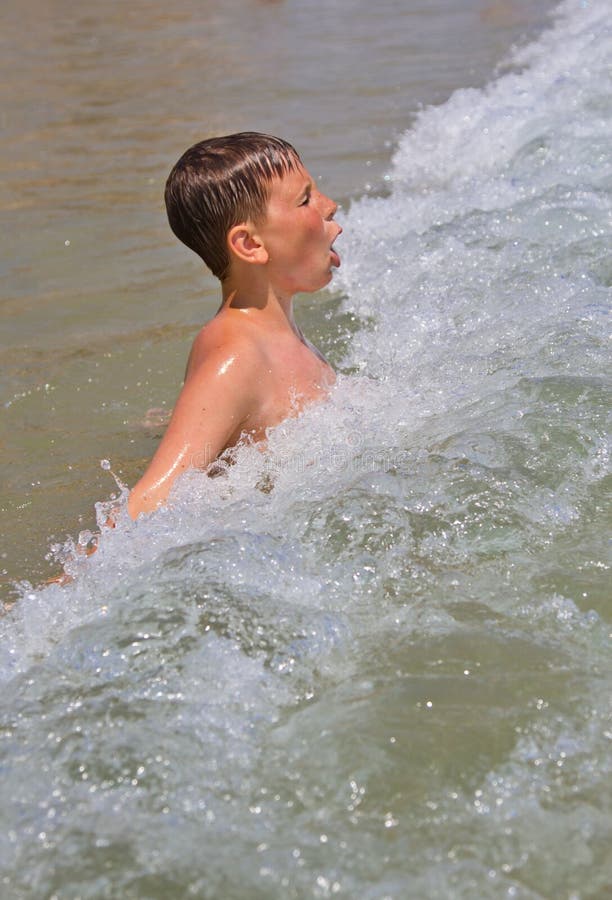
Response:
[240,339,334,441]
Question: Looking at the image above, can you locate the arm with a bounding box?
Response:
[128,342,258,519]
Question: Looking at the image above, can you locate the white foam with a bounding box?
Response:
[1,8,610,893]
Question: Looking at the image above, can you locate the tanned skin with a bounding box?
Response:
[127,164,342,518]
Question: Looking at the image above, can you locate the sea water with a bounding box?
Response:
[1,0,557,592]
[1,1,611,897]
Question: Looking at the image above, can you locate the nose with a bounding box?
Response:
[323,193,337,221]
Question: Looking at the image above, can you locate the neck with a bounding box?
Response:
[220,278,298,331]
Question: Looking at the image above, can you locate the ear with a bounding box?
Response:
[227,223,269,266]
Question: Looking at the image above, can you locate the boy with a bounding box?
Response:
[128,132,342,519]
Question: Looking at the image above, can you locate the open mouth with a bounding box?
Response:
[330,233,341,268]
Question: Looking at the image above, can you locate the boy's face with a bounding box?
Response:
[256,165,342,296]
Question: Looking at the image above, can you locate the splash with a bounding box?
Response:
[1,3,610,896]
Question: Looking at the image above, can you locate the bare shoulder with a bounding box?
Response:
[185,312,266,384]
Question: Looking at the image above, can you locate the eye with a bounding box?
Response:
[299,193,310,206]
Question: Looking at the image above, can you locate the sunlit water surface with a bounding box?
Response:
[1,0,555,590]
[1,1,611,898]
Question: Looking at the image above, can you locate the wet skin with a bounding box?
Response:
[128,165,342,518]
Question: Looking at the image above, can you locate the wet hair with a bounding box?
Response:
[164,132,302,281]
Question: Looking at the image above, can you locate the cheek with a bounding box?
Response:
[300,214,325,249]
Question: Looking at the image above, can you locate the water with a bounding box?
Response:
[0,0,555,591]
[1,0,611,897]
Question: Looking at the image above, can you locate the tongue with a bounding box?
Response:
[330,248,341,268]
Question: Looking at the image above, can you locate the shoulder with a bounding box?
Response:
[184,316,267,391]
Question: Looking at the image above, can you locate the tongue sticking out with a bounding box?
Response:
[330,247,341,268]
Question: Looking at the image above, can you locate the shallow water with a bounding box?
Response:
[1,0,555,591]
[2,0,611,898]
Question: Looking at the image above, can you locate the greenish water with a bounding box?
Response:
[1,1,610,898]
[1,0,555,592]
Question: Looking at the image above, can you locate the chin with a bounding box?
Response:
[293,267,334,294]
[313,274,333,292]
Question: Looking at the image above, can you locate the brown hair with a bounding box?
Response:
[164,132,301,280]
